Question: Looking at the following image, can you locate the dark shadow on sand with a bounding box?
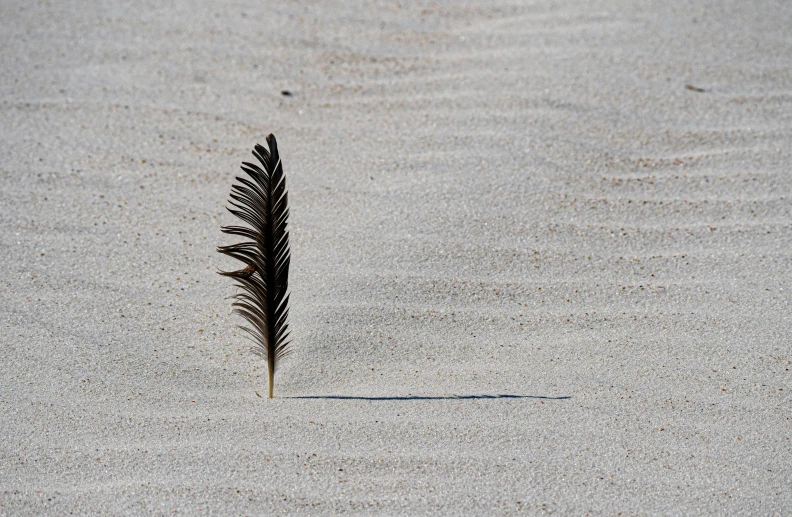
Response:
[289,394,571,401]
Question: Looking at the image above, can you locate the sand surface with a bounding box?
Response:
[2,0,791,514]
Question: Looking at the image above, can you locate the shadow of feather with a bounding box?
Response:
[288,394,571,401]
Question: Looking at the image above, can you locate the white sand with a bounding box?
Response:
[2,0,791,514]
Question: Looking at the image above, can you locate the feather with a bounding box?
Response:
[217,134,291,398]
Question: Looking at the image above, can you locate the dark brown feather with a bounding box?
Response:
[217,134,291,397]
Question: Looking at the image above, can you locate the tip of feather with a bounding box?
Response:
[265,133,278,152]
[252,134,278,164]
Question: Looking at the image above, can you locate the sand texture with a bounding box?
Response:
[2,0,791,514]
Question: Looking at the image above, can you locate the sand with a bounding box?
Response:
[1,0,791,514]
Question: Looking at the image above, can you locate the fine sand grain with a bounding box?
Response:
[2,0,791,514]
